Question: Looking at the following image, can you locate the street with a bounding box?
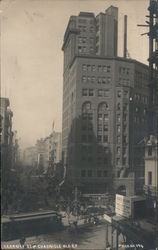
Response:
[2,223,109,250]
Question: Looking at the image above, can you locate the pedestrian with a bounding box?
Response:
[20,236,27,248]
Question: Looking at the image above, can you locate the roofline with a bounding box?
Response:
[68,54,148,70]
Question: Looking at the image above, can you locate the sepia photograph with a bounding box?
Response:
[0,0,158,249]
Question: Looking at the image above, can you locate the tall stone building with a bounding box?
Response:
[62,6,149,193]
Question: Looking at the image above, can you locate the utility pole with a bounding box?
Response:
[137,0,158,136]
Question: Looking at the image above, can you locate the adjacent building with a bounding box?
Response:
[0,97,13,172]
[62,6,150,193]
[144,135,158,199]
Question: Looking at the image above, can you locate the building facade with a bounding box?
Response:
[23,146,37,168]
[0,98,13,173]
[34,131,62,172]
[62,7,149,193]
[144,135,158,198]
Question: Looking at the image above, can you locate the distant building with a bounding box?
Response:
[35,131,62,172]
[23,146,36,168]
[11,130,20,170]
[62,7,149,193]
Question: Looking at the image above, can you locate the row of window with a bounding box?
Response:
[78,18,94,24]
[82,112,109,121]
[135,71,148,81]
[118,78,130,86]
[82,76,111,84]
[82,88,111,97]
[78,25,95,32]
[78,46,94,54]
[119,67,130,75]
[134,93,149,104]
[78,37,94,44]
[81,170,108,177]
[117,90,129,98]
[82,102,106,112]
[82,64,111,73]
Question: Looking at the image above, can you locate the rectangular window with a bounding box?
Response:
[103,66,107,72]
[148,171,152,185]
[97,135,102,142]
[103,135,108,142]
[82,88,88,96]
[117,136,121,144]
[92,65,96,71]
[148,146,152,156]
[117,114,121,122]
[104,90,109,97]
[117,125,121,133]
[89,89,94,96]
[107,77,111,83]
[87,77,91,83]
[98,114,102,120]
[98,89,103,97]
[102,77,106,84]
[78,46,82,53]
[123,136,127,143]
[107,66,111,72]
[98,124,102,131]
[82,76,87,83]
[91,76,95,83]
[98,77,102,84]
[104,114,109,122]
[82,64,87,71]
[117,158,121,165]
[117,147,121,155]
[104,125,108,132]
[90,26,94,32]
[87,65,91,71]
[117,91,121,98]
[98,65,102,72]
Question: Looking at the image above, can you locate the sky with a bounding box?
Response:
[1,0,149,149]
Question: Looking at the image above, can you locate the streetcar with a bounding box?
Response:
[1,210,62,241]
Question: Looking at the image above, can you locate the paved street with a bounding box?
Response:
[2,223,108,250]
